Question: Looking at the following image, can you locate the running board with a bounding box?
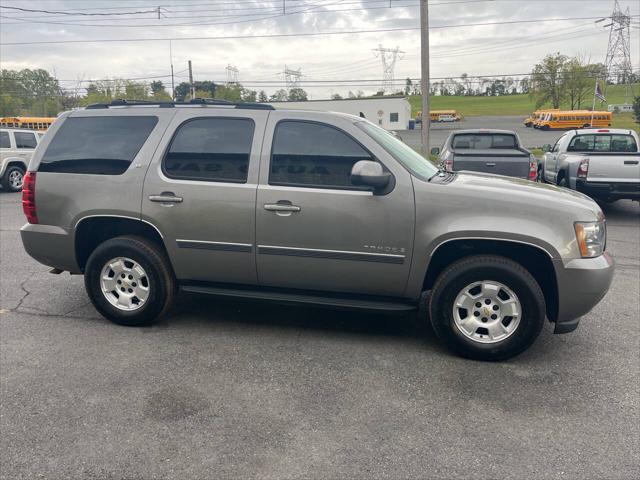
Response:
[180,283,417,312]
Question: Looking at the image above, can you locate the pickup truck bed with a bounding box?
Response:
[453,148,531,178]
[577,152,640,200]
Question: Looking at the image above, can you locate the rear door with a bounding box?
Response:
[142,108,269,285]
[254,111,415,297]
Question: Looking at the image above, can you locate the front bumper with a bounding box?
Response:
[552,252,615,334]
[20,223,81,273]
[576,179,640,201]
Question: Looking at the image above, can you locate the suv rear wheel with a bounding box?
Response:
[429,255,545,361]
[1,165,25,192]
[84,236,176,326]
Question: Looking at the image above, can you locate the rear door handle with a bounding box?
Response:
[264,203,301,212]
[485,162,496,167]
[149,192,183,203]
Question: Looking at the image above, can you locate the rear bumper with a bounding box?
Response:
[576,179,640,200]
[552,252,615,334]
[20,223,81,273]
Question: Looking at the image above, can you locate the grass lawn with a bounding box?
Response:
[408,83,640,118]
[611,112,639,132]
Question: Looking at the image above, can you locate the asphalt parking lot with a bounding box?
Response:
[1,190,639,479]
[399,115,571,150]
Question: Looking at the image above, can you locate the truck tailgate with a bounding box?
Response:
[586,153,640,183]
[453,149,530,178]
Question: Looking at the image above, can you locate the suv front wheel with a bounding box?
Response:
[429,255,545,361]
[84,236,176,326]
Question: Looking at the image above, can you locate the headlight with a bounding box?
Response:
[574,221,606,258]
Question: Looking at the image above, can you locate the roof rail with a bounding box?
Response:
[85,98,274,110]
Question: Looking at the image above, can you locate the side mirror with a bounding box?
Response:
[430,147,441,156]
[351,160,391,190]
[542,144,551,152]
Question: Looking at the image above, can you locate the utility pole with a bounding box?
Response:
[603,0,632,103]
[282,65,302,91]
[420,0,430,157]
[188,60,195,99]
[169,40,175,100]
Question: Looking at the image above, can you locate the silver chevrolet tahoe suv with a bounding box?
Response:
[20,100,615,360]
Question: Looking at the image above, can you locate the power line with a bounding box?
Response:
[0,5,160,16]
[4,16,635,46]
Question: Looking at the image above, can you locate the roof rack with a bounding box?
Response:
[85,98,274,110]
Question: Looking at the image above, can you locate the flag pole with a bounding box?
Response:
[590,81,597,127]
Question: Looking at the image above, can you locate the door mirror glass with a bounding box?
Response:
[542,144,551,152]
[350,160,390,190]
[430,147,440,156]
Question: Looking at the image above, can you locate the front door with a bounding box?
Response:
[142,109,269,285]
[255,112,415,297]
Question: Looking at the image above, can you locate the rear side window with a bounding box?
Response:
[163,117,254,183]
[452,133,516,149]
[40,116,157,174]
[15,132,37,149]
[0,131,9,148]
[568,134,638,153]
[270,120,373,188]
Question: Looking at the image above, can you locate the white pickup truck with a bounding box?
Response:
[541,128,640,203]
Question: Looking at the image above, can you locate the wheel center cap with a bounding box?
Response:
[482,306,492,316]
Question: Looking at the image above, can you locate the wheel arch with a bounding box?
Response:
[422,238,559,323]
[74,216,168,272]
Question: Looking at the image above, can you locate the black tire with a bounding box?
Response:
[1,165,25,192]
[84,236,176,326]
[428,255,545,361]
[541,125,550,131]
[537,163,545,183]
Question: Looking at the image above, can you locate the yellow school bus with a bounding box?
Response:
[524,109,558,127]
[416,110,461,123]
[536,110,612,130]
[0,117,56,131]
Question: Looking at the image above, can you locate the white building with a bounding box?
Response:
[271,96,412,130]
[607,104,633,113]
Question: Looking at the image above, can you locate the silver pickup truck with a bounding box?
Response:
[20,100,614,361]
[433,129,537,180]
[541,128,640,202]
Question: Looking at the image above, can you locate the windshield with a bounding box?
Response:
[356,121,438,179]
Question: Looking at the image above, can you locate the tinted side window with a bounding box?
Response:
[40,116,157,174]
[15,132,37,149]
[0,131,9,148]
[270,121,373,188]
[163,117,254,183]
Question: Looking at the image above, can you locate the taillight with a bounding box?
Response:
[529,160,537,181]
[444,159,453,171]
[22,171,37,224]
[577,158,589,179]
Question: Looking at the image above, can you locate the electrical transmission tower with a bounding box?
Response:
[226,64,239,85]
[372,45,405,93]
[603,0,632,103]
[283,65,302,91]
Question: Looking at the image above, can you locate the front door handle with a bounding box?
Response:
[264,203,301,212]
[485,162,496,167]
[149,192,183,203]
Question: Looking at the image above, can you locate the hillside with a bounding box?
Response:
[407,83,640,116]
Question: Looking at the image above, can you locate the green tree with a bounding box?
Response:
[258,90,268,102]
[530,52,568,108]
[331,93,343,100]
[633,96,640,125]
[0,68,62,115]
[269,89,288,101]
[288,88,308,101]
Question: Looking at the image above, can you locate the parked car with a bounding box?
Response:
[20,100,614,360]
[432,129,537,180]
[0,128,41,192]
[540,128,639,203]
[437,114,457,122]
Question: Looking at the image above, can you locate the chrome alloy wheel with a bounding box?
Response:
[8,169,24,189]
[452,280,522,344]
[100,257,150,311]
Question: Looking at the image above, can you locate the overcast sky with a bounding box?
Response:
[1,0,638,98]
